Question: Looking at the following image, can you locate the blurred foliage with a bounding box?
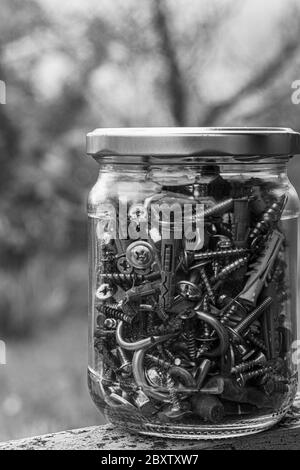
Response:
[0,0,300,337]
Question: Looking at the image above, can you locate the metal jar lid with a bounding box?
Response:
[86,127,300,158]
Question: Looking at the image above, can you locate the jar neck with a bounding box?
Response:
[97,157,290,176]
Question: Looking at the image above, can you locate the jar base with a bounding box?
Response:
[107,412,287,440]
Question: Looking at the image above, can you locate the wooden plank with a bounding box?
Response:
[0,397,300,450]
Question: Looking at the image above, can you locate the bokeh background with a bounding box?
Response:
[1,0,300,441]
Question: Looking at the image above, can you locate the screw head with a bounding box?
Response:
[96,283,117,300]
[177,281,202,300]
[117,256,133,274]
[126,241,154,269]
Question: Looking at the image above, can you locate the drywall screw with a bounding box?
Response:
[116,346,132,376]
[191,261,215,304]
[236,365,274,388]
[102,273,144,285]
[193,247,249,261]
[203,198,233,218]
[249,195,287,243]
[97,303,134,325]
[231,352,267,374]
[211,256,249,283]
[96,283,117,300]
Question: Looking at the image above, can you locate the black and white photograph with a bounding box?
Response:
[1,0,300,454]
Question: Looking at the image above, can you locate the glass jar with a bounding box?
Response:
[86,128,300,439]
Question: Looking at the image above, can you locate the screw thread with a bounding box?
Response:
[97,304,134,325]
[194,247,248,261]
[203,198,233,217]
[235,297,272,334]
[247,333,267,352]
[166,374,180,410]
[186,330,197,359]
[199,268,215,302]
[211,256,248,282]
[232,357,266,374]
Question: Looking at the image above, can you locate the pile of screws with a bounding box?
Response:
[92,172,295,426]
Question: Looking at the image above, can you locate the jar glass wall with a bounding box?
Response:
[86,128,300,439]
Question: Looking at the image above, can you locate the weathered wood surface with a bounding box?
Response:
[1,398,300,450]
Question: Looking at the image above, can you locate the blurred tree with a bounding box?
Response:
[0,0,300,335]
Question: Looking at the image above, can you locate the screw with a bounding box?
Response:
[195,359,212,389]
[193,248,249,262]
[246,333,267,353]
[97,303,135,325]
[261,378,289,395]
[203,198,233,218]
[146,354,172,370]
[220,299,247,326]
[104,318,118,329]
[249,195,286,243]
[211,256,249,283]
[96,283,117,300]
[191,261,215,304]
[236,365,274,388]
[228,297,273,345]
[191,394,225,423]
[102,273,144,285]
[117,256,133,274]
[116,346,132,376]
[177,269,202,300]
[231,352,266,374]
[126,241,154,269]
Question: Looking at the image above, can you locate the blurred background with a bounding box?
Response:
[1,0,300,441]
